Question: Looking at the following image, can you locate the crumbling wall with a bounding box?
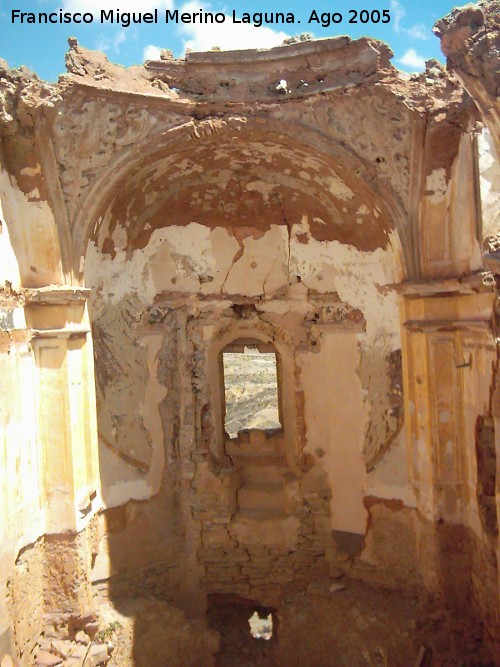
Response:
[434,3,500,648]
[0,65,65,287]
[67,35,485,616]
[480,127,500,249]
[434,0,500,155]
[0,300,43,662]
[0,174,43,663]
[1,25,498,663]
[0,63,103,665]
[84,153,406,603]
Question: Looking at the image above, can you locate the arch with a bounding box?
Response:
[75,117,409,284]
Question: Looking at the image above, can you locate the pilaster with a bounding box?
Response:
[25,287,100,533]
[399,275,497,599]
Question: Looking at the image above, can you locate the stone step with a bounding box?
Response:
[237,482,285,513]
[241,464,287,484]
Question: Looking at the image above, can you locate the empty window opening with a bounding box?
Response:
[222,343,281,439]
[248,610,273,640]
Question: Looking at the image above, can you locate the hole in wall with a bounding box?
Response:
[248,610,273,640]
[222,343,281,438]
[207,595,278,666]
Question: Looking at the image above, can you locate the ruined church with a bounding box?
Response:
[1,1,500,665]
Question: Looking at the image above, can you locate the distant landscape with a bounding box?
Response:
[223,349,281,438]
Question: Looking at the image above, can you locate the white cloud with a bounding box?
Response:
[114,30,127,49]
[96,28,128,54]
[63,0,173,18]
[178,1,290,53]
[406,23,430,41]
[389,0,405,34]
[398,48,426,72]
[389,2,430,41]
[143,44,162,60]
[95,34,111,52]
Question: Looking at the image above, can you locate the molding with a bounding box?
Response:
[30,326,91,339]
[394,272,494,297]
[24,286,91,305]
[403,319,491,333]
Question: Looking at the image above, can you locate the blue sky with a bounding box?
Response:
[0,0,470,81]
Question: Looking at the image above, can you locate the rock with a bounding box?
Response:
[43,624,66,639]
[38,641,53,652]
[84,644,109,666]
[70,645,88,659]
[329,582,346,593]
[79,609,98,625]
[83,621,99,638]
[51,639,74,659]
[35,651,63,666]
[75,631,90,645]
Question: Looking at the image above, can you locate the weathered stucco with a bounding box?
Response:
[480,127,500,246]
[1,10,500,665]
[434,0,500,155]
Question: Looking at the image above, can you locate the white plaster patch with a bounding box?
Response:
[223,225,289,297]
[87,222,225,301]
[425,167,448,203]
[1,347,45,564]
[100,334,167,508]
[0,164,62,286]
[367,433,417,508]
[289,232,400,340]
[19,165,41,177]
[175,159,204,177]
[85,240,156,304]
[204,226,241,294]
[0,192,22,289]
[245,180,276,202]
[161,222,214,276]
[326,176,354,200]
[12,307,26,329]
[478,127,500,240]
[111,222,128,251]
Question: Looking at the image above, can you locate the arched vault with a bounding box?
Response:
[73,118,407,283]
